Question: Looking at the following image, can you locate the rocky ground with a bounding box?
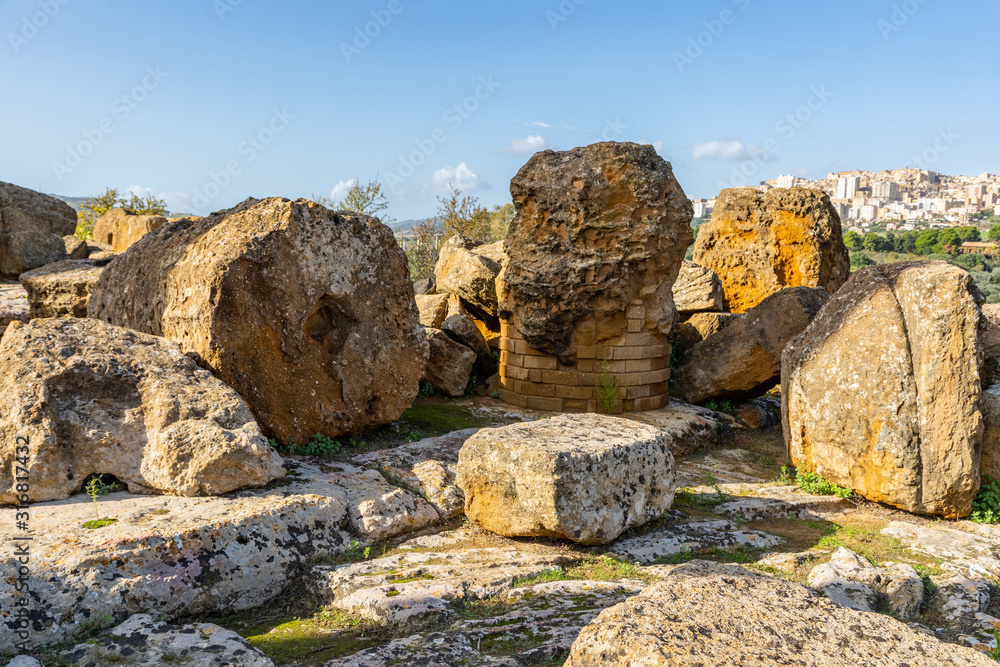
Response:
[6,397,999,666]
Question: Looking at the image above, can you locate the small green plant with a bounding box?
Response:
[418,381,435,398]
[595,350,624,414]
[776,465,794,485]
[795,470,853,499]
[971,476,1000,524]
[273,433,343,457]
[84,475,118,519]
[83,518,118,530]
[705,399,735,415]
[986,624,1000,660]
[464,372,479,397]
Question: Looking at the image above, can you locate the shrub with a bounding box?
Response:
[795,470,853,499]
[971,476,1000,524]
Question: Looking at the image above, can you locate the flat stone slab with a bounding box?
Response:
[608,520,784,564]
[882,521,1000,578]
[0,457,442,652]
[715,486,853,522]
[624,399,733,458]
[59,614,274,666]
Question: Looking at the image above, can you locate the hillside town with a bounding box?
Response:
[692,168,1000,233]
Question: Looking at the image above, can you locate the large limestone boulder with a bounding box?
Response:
[92,207,168,252]
[0,318,284,504]
[783,260,982,518]
[19,258,109,318]
[982,303,1000,387]
[88,197,428,443]
[434,236,502,319]
[981,382,1000,482]
[500,142,693,363]
[676,286,829,404]
[0,182,76,276]
[564,560,994,666]
[456,413,676,545]
[672,260,726,315]
[415,293,449,328]
[693,187,850,313]
[674,312,741,358]
[422,327,476,398]
[442,296,491,369]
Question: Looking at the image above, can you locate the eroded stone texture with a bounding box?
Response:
[457,414,675,545]
[416,293,449,328]
[783,261,982,518]
[677,286,829,404]
[982,304,1000,387]
[422,327,476,398]
[0,182,75,276]
[674,312,742,357]
[693,187,850,313]
[0,318,284,503]
[92,208,168,252]
[434,236,502,319]
[807,547,924,620]
[0,459,352,654]
[983,382,1000,482]
[672,260,726,315]
[609,519,783,564]
[0,284,29,339]
[60,614,275,667]
[564,560,994,667]
[500,142,693,363]
[88,197,428,443]
[19,258,108,318]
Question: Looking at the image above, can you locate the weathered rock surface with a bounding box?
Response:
[0,318,284,503]
[500,142,693,362]
[19,258,108,318]
[0,284,29,339]
[338,467,440,540]
[92,207,168,252]
[457,414,676,545]
[434,236,502,319]
[59,614,275,666]
[422,327,476,397]
[693,187,850,313]
[563,560,994,666]
[807,547,924,619]
[982,304,1000,387]
[672,260,726,315]
[982,381,1000,482]
[608,519,783,564]
[88,197,428,443]
[673,311,741,357]
[63,234,88,259]
[0,458,357,653]
[415,293,449,328]
[882,521,1000,578]
[412,276,435,295]
[677,286,829,404]
[442,296,491,363]
[0,182,76,276]
[784,261,983,518]
[625,399,732,458]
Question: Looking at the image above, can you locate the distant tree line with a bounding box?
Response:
[843,226,985,256]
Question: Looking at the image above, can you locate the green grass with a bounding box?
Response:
[795,470,853,498]
[82,518,118,530]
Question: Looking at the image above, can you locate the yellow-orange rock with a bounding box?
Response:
[92,208,168,252]
[693,188,850,313]
[782,260,982,518]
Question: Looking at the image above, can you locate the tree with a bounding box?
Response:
[862,232,885,253]
[406,218,441,281]
[988,225,1000,243]
[75,187,166,240]
[843,231,862,251]
[327,178,394,224]
[914,229,939,255]
[932,228,961,255]
[957,225,980,243]
[436,185,490,241]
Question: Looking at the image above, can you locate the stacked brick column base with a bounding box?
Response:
[498,302,671,413]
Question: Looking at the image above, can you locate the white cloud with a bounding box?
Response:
[501,135,551,155]
[329,178,357,203]
[531,121,553,128]
[652,140,664,153]
[428,163,490,194]
[690,140,766,162]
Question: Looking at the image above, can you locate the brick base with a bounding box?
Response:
[498,309,671,413]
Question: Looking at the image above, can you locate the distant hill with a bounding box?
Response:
[49,195,88,212]
[389,218,433,234]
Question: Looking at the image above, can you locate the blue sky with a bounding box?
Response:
[2,0,997,219]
